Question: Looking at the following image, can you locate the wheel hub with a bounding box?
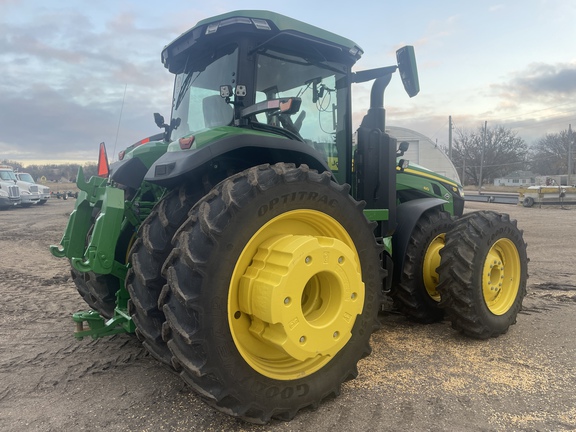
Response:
[482,238,520,315]
[238,234,364,361]
[422,234,445,301]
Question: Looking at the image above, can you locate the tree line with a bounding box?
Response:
[445,126,575,186]
[0,160,98,183]
[2,125,574,187]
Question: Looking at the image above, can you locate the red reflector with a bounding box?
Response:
[97,142,110,177]
[179,136,195,150]
[140,137,150,144]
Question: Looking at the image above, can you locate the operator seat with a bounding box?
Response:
[203,95,233,128]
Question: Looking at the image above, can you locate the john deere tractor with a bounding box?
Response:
[51,10,527,423]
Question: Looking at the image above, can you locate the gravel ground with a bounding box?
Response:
[0,198,575,431]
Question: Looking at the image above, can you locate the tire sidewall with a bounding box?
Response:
[172,169,381,410]
[467,217,527,332]
[409,212,453,310]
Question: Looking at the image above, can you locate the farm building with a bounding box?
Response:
[493,170,535,187]
[385,126,461,183]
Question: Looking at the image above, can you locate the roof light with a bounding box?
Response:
[251,19,271,30]
[349,46,364,58]
[206,23,219,34]
[221,17,252,27]
[205,17,254,35]
[97,142,110,178]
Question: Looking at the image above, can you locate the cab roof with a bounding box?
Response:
[162,10,364,72]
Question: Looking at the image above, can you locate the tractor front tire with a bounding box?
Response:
[126,183,204,367]
[160,163,382,423]
[437,211,528,339]
[391,209,453,323]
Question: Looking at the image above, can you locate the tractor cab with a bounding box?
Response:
[157,10,362,185]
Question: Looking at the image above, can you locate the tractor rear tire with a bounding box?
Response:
[126,183,205,367]
[70,224,135,318]
[160,163,382,423]
[70,269,119,319]
[437,211,528,339]
[391,209,453,323]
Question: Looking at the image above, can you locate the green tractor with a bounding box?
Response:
[51,10,527,423]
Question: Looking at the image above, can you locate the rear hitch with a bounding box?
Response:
[72,308,134,340]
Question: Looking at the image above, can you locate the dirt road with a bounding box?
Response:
[0,199,575,431]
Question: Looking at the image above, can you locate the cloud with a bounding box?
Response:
[520,64,576,94]
[493,62,576,103]
[0,7,177,163]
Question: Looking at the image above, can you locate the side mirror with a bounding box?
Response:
[396,46,420,98]
[154,113,165,128]
[154,112,177,141]
[398,141,410,156]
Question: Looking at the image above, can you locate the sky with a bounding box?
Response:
[1,0,575,166]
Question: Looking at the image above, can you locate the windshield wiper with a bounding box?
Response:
[174,71,202,110]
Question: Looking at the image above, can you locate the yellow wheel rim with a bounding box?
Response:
[228,210,365,380]
[482,238,521,315]
[422,233,445,302]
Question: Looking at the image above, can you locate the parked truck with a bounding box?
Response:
[0,165,21,209]
[15,172,51,204]
[0,165,40,206]
[51,10,528,423]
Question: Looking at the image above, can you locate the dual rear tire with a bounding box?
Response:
[392,208,528,339]
[129,163,382,422]
[390,209,453,323]
[126,183,204,366]
[437,211,528,339]
[126,165,528,423]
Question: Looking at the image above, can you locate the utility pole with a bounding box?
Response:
[478,121,487,193]
[448,115,453,160]
[569,124,573,186]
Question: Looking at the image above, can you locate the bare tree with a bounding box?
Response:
[0,160,97,182]
[447,125,528,186]
[529,129,573,175]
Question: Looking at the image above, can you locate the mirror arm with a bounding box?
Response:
[351,66,397,84]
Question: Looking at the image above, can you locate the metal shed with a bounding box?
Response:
[386,126,461,183]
